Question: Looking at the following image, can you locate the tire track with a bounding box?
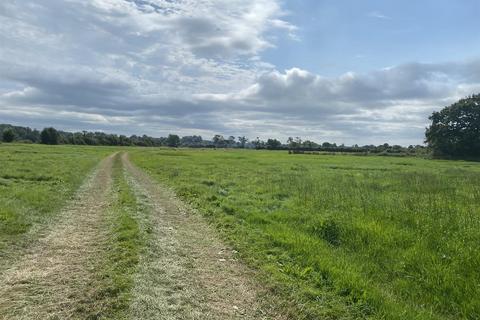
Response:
[0,153,116,320]
[123,153,285,320]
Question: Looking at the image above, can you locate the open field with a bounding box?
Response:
[0,144,111,255]
[1,144,479,319]
[130,149,480,320]
[0,144,279,319]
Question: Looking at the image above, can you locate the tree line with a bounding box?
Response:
[0,124,427,155]
[1,94,478,158]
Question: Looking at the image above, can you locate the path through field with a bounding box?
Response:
[0,153,281,319]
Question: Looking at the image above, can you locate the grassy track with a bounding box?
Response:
[123,153,284,319]
[0,152,115,319]
[89,154,145,319]
[130,149,480,320]
[0,152,147,319]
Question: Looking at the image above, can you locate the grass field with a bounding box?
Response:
[1,144,479,319]
[130,149,480,319]
[0,144,111,251]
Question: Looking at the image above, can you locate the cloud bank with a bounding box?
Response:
[1,0,479,144]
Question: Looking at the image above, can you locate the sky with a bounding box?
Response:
[1,0,480,145]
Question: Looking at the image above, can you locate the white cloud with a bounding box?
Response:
[368,11,391,20]
[195,61,480,143]
[0,0,479,145]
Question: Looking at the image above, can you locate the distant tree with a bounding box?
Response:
[213,135,226,148]
[119,135,131,146]
[287,136,302,149]
[287,137,294,148]
[426,94,480,157]
[227,136,236,147]
[252,137,265,149]
[166,134,180,147]
[238,136,248,148]
[266,138,281,150]
[40,127,59,145]
[180,135,203,147]
[2,128,15,143]
[302,140,318,149]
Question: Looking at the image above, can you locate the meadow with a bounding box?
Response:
[130,149,480,320]
[0,146,146,319]
[1,144,479,319]
[0,144,111,253]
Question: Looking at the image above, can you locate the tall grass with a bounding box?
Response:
[131,149,480,319]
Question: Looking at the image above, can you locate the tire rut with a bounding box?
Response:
[122,153,285,320]
[0,153,116,320]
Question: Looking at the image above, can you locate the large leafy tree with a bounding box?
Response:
[425,94,480,157]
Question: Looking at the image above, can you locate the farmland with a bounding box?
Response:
[1,144,480,319]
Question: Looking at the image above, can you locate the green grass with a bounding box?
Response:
[2,144,479,319]
[0,145,147,318]
[0,144,111,250]
[89,154,145,319]
[130,149,480,320]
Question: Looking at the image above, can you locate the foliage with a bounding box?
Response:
[238,136,248,148]
[166,134,180,147]
[0,124,40,143]
[0,123,429,155]
[131,149,480,320]
[266,138,282,150]
[2,128,15,143]
[426,94,480,157]
[180,135,203,147]
[40,127,60,145]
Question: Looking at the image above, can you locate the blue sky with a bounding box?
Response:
[1,0,480,145]
[266,0,480,76]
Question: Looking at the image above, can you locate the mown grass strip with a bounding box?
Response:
[88,154,145,319]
